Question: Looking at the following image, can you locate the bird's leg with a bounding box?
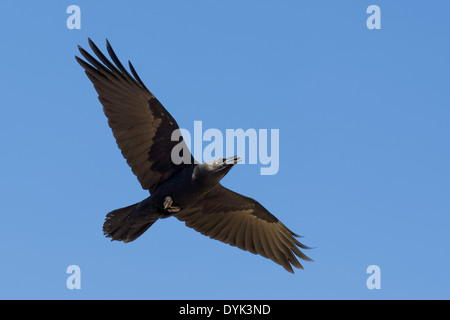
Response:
[163,196,180,213]
[163,196,173,209]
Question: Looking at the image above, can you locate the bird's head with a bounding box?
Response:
[194,156,241,183]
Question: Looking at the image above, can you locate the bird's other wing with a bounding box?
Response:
[76,38,194,193]
[174,184,313,273]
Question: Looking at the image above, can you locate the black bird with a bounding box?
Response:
[75,39,313,273]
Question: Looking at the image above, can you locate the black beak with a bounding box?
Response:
[224,156,242,165]
[217,156,241,174]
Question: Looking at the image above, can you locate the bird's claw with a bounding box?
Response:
[163,196,180,213]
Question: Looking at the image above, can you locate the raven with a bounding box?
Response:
[76,39,312,273]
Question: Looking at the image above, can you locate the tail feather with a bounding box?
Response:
[103,203,157,243]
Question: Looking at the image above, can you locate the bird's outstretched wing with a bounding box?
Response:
[175,185,312,273]
[76,38,194,193]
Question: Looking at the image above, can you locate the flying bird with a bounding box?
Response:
[75,39,312,273]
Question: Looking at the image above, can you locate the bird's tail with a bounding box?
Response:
[103,203,158,243]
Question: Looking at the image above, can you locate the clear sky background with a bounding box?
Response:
[0,1,449,299]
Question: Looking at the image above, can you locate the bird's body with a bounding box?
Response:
[104,158,239,243]
[76,39,313,273]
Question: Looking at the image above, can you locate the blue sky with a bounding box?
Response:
[0,1,449,299]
